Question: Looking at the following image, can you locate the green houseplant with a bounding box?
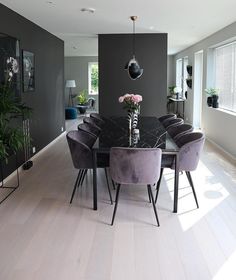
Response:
[76,89,89,114]
[0,58,31,162]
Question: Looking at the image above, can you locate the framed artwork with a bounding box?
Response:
[0,33,20,97]
[22,50,35,92]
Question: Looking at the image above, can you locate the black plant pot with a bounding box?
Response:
[78,105,88,114]
[212,95,219,108]
[186,65,192,76]
[207,96,213,107]
[186,79,192,89]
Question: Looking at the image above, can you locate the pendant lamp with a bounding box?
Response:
[125,16,143,80]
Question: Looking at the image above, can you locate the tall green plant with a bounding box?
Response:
[0,58,31,161]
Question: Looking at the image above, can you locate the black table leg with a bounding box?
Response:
[92,150,98,210]
[173,153,179,213]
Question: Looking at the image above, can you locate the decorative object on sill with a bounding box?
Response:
[118,93,142,130]
[66,80,76,106]
[186,65,192,89]
[205,88,219,107]
[22,50,35,92]
[76,89,89,114]
[124,16,143,80]
[186,78,192,89]
[186,65,192,76]
[212,94,219,108]
[0,54,32,204]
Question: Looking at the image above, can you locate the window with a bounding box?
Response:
[88,62,98,95]
[176,58,183,90]
[175,57,188,98]
[214,41,236,112]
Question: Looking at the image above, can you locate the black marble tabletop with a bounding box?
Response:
[93,116,178,152]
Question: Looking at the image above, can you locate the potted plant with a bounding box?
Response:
[0,57,31,165]
[76,89,89,114]
[205,88,219,108]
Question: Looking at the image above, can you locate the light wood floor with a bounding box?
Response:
[0,118,236,280]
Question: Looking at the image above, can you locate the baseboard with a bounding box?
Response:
[1,131,66,184]
[30,131,66,162]
[206,137,236,165]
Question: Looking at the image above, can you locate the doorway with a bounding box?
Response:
[193,51,203,128]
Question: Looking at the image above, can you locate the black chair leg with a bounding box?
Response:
[111,184,121,225]
[148,185,160,227]
[104,168,113,204]
[186,171,199,208]
[155,168,164,203]
[147,185,151,203]
[112,179,116,190]
[80,169,88,187]
[70,170,82,204]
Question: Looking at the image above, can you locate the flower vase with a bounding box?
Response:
[127,111,139,130]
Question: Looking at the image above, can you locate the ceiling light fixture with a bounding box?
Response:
[125,16,143,80]
[46,1,53,4]
[80,7,95,13]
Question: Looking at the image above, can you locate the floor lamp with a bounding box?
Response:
[66,80,76,106]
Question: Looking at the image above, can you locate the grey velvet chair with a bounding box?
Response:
[163,117,184,130]
[90,113,104,123]
[155,132,205,209]
[67,130,113,205]
[158,113,176,123]
[78,122,101,137]
[167,124,193,141]
[109,147,162,226]
[83,116,102,129]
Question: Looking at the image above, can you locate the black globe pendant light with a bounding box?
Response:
[125,16,143,80]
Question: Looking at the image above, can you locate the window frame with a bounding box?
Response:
[88,62,99,96]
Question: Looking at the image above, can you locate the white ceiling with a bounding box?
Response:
[1,0,236,56]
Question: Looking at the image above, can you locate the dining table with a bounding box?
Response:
[92,116,180,213]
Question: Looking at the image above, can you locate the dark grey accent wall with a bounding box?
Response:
[0,4,64,179]
[99,34,167,117]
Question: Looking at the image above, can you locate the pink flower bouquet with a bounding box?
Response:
[118,93,142,112]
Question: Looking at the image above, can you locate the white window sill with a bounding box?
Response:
[212,107,236,117]
[89,93,98,96]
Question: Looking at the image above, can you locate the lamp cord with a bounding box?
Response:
[132,19,135,58]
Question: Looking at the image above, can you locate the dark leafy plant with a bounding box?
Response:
[0,59,32,162]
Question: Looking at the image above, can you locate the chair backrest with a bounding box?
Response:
[110,147,162,185]
[78,122,101,137]
[66,130,95,169]
[167,123,193,141]
[176,132,205,172]
[158,113,176,123]
[90,113,104,127]
[83,117,102,129]
[163,118,184,129]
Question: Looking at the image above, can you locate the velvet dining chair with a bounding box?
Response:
[167,123,193,141]
[158,113,176,123]
[78,122,101,137]
[163,117,184,130]
[90,113,105,123]
[66,130,113,205]
[155,132,205,209]
[83,116,102,129]
[109,147,162,226]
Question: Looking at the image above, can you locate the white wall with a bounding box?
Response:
[174,22,236,158]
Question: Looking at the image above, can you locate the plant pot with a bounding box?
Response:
[78,105,88,114]
[186,79,192,89]
[186,65,192,76]
[207,96,213,107]
[212,95,219,108]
